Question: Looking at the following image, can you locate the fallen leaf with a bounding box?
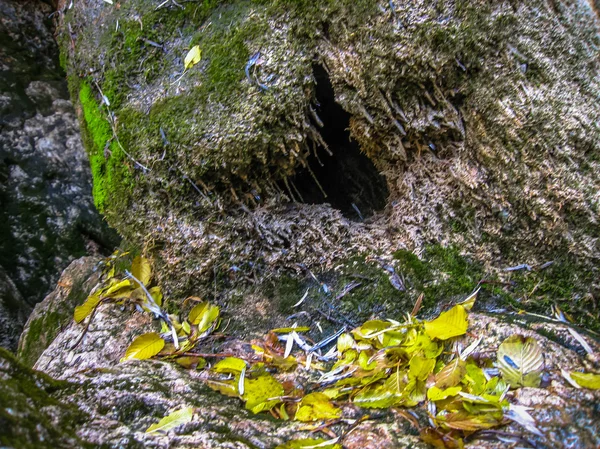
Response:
[149,286,163,306]
[242,374,284,413]
[74,293,101,323]
[146,407,194,434]
[295,392,341,421]
[131,256,152,286]
[184,45,201,69]
[497,335,543,388]
[122,332,165,361]
[275,438,342,449]
[569,371,600,389]
[424,305,468,340]
[213,357,246,374]
[427,385,462,401]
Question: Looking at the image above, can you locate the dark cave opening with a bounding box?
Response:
[288,65,389,220]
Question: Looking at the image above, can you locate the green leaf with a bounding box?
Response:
[275,438,342,449]
[184,45,201,69]
[188,302,220,332]
[358,351,377,370]
[463,361,488,395]
[131,256,152,286]
[74,293,101,323]
[427,385,462,401]
[122,332,165,361]
[424,304,468,340]
[146,407,194,434]
[409,355,435,381]
[242,374,284,413]
[295,393,342,421]
[402,378,427,406]
[570,372,600,389]
[213,357,246,374]
[497,335,544,388]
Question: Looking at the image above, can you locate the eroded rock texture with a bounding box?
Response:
[7,256,600,449]
[57,0,600,330]
[0,0,118,350]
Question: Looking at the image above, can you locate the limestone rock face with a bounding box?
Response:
[57,0,600,330]
[0,0,118,350]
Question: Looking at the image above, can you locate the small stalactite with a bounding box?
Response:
[284,64,389,221]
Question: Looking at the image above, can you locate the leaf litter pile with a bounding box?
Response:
[74,253,600,448]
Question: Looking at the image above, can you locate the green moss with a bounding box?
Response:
[394,245,484,309]
[78,81,133,214]
[0,348,92,448]
[17,312,58,368]
[504,258,597,331]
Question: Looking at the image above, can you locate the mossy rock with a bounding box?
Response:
[17,257,102,367]
[0,348,92,448]
[57,1,600,330]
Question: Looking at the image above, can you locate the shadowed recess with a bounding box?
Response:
[288,64,389,220]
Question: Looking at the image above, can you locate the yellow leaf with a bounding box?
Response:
[424,304,468,340]
[181,320,191,335]
[213,357,246,374]
[188,302,219,332]
[74,293,101,323]
[295,392,341,422]
[122,332,165,361]
[270,326,311,333]
[104,279,133,296]
[184,45,201,69]
[131,256,152,286]
[174,356,206,370]
[149,286,162,306]
[570,371,600,389]
[427,385,462,401]
[146,407,194,434]
[337,333,355,353]
[497,335,544,388]
[409,355,436,381]
[242,374,284,413]
[275,439,342,449]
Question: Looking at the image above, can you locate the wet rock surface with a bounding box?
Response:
[0,0,118,349]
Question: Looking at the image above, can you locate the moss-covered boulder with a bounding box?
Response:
[0,348,91,449]
[57,1,599,327]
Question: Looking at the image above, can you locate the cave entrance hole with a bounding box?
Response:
[288,65,389,221]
